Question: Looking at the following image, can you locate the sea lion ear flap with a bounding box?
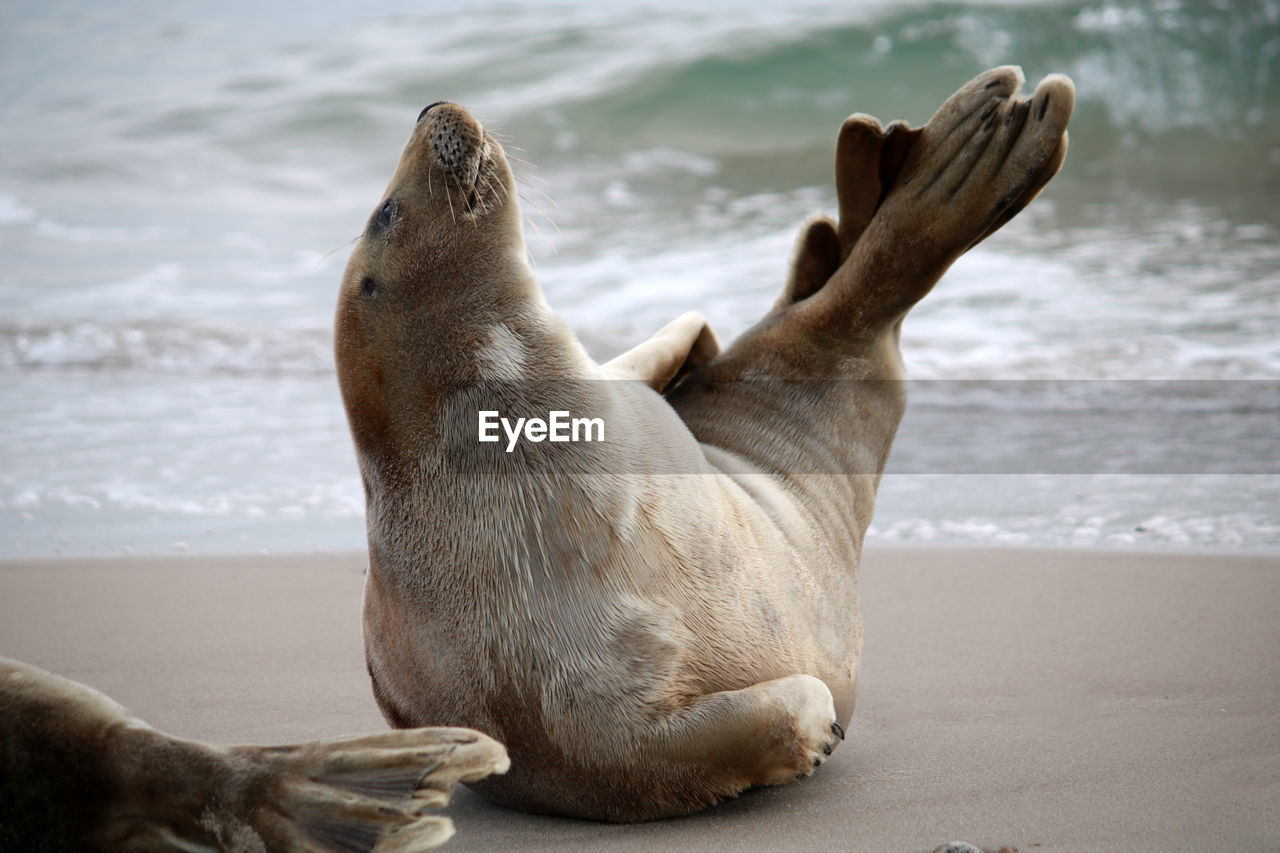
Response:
[835,115,922,259]
[776,215,841,307]
[603,311,721,393]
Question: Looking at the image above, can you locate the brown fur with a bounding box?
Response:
[337,71,1073,821]
[0,658,508,851]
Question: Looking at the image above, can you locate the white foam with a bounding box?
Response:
[622,148,719,177]
[0,321,334,376]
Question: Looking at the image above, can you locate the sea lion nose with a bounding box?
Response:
[418,101,449,123]
[420,103,483,175]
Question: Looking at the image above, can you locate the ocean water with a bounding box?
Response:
[1,0,1277,557]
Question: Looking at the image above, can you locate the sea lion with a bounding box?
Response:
[334,66,1072,821]
[0,657,508,852]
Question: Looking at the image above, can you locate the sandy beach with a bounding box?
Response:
[2,546,1276,851]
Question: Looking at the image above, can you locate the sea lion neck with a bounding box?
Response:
[335,104,592,481]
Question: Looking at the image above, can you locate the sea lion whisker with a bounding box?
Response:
[511,176,558,209]
[513,171,552,191]
[517,191,560,235]
[520,207,558,253]
[497,140,534,159]
[510,165,551,191]
[486,173,511,205]
[504,155,548,188]
[504,152,540,170]
[518,204,557,252]
[532,186,558,207]
[321,235,361,264]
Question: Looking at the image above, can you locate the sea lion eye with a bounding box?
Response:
[373,198,397,231]
[360,276,377,297]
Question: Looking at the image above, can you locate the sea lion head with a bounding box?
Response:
[335,103,540,467]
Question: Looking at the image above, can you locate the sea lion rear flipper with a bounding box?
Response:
[775,215,841,307]
[833,114,921,259]
[603,311,720,392]
[806,66,1074,328]
[776,118,921,309]
[966,120,1070,251]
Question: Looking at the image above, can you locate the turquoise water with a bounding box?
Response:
[1,0,1277,555]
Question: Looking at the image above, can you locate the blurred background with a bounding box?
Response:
[1,0,1277,556]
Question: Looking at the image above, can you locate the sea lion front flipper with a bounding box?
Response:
[603,310,720,392]
[0,658,509,852]
[242,727,510,852]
